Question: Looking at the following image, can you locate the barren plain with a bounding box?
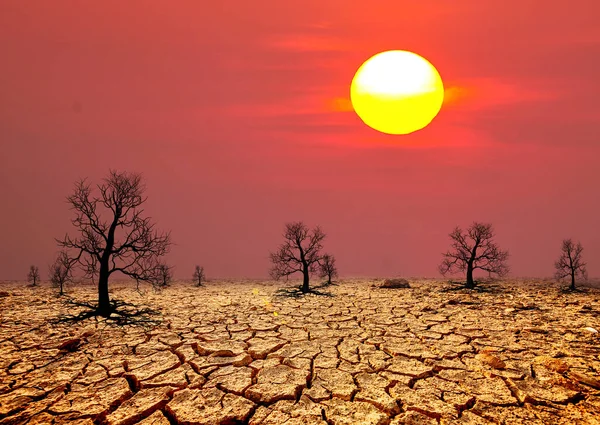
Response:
[1,279,599,425]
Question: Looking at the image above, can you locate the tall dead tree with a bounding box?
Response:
[49,251,72,296]
[270,222,326,293]
[439,222,509,289]
[27,265,40,287]
[193,265,205,287]
[319,254,338,286]
[555,239,587,291]
[58,170,171,317]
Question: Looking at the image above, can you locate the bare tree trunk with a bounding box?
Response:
[97,218,118,317]
[302,269,310,293]
[570,271,576,291]
[466,262,475,289]
[97,264,111,317]
[97,242,114,317]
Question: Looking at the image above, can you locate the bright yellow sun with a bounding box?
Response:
[350,50,444,135]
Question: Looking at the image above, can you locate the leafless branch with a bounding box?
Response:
[48,250,73,296]
[318,254,338,285]
[554,239,587,290]
[27,265,40,287]
[56,170,172,318]
[439,222,509,288]
[193,265,205,287]
[269,222,329,293]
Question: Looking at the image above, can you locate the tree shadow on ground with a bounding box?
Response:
[560,286,590,294]
[312,281,337,290]
[52,298,161,327]
[274,285,334,298]
[440,280,504,294]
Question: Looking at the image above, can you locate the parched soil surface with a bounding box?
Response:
[1,279,599,425]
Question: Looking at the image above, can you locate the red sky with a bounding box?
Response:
[1,1,599,280]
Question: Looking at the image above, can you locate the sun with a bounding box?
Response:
[350,50,444,135]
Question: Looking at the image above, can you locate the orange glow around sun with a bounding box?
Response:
[350,50,444,135]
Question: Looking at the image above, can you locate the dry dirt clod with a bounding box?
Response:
[166,387,255,424]
[244,364,309,403]
[533,355,570,373]
[57,337,82,352]
[135,410,171,425]
[476,352,506,369]
[568,371,600,390]
[378,278,411,289]
[105,386,173,425]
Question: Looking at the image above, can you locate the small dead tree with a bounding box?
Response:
[57,170,171,317]
[155,263,173,288]
[193,265,205,287]
[319,254,338,286]
[49,251,72,296]
[555,239,587,291]
[269,222,326,293]
[439,222,509,289]
[27,265,40,287]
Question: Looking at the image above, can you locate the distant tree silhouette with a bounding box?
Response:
[439,222,509,289]
[27,265,40,287]
[555,239,587,291]
[155,263,173,288]
[49,251,72,296]
[193,265,205,287]
[319,254,338,286]
[57,170,171,317]
[270,222,327,293]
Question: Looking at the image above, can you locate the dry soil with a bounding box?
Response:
[1,279,599,424]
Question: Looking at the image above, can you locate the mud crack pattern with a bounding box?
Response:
[1,279,599,424]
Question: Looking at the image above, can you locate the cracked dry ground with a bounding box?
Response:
[1,280,600,425]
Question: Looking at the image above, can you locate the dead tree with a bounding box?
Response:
[439,222,509,289]
[155,263,173,288]
[57,170,171,317]
[555,239,587,291]
[269,222,326,293]
[27,265,40,287]
[319,254,338,286]
[193,265,205,287]
[49,251,72,296]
